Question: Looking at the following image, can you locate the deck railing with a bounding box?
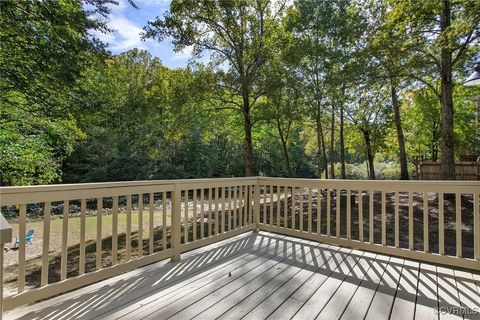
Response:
[0,177,479,313]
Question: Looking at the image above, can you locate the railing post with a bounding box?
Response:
[254,181,260,232]
[0,243,3,320]
[171,183,182,262]
[1,214,13,320]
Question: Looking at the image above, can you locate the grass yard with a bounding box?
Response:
[3,211,171,296]
[5,211,169,267]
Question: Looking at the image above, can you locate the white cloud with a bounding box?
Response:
[87,0,195,68]
[89,0,147,52]
[108,16,146,51]
[172,45,194,60]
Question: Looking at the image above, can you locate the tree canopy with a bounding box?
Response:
[1,0,479,186]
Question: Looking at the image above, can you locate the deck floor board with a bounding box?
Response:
[5,232,479,320]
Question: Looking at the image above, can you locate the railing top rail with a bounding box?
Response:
[0,177,258,194]
[0,213,12,244]
[1,176,478,206]
[257,177,480,192]
[257,176,480,186]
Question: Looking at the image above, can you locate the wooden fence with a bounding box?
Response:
[420,161,480,180]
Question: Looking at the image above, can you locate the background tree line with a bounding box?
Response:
[1,0,479,186]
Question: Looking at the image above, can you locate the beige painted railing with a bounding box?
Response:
[0,178,257,311]
[256,178,479,270]
[0,177,479,313]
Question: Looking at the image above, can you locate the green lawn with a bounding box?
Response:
[5,211,168,267]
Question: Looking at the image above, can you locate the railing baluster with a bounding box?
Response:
[381,191,386,246]
[241,186,246,227]
[439,192,445,255]
[162,193,167,249]
[228,187,232,231]
[126,195,132,261]
[394,192,399,248]
[408,192,413,250]
[148,193,154,255]
[284,186,288,228]
[317,189,321,234]
[171,184,181,261]
[269,185,274,226]
[200,188,205,237]
[347,190,351,240]
[277,185,281,228]
[41,202,51,286]
[456,192,461,257]
[299,188,304,232]
[237,186,240,228]
[96,198,102,269]
[18,204,26,293]
[221,187,226,233]
[254,184,260,231]
[215,187,219,234]
[292,188,296,230]
[327,189,331,236]
[250,185,254,224]
[369,191,374,243]
[112,197,118,264]
[263,185,267,225]
[233,186,238,229]
[336,189,341,238]
[308,189,312,233]
[423,192,428,253]
[80,199,86,273]
[61,201,69,280]
[359,190,364,242]
[184,190,189,242]
[208,188,213,236]
[138,195,143,257]
[474,192,479,260]
[193,190,197,241]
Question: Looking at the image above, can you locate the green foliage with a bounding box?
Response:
[0,0,114,185]
[2,0,479,185]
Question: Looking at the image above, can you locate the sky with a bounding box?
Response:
[89,0,193,69]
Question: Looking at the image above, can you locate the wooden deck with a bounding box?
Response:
[5,232,480,320]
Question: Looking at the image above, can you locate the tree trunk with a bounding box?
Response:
[242,91,254,177]
[362,129,376,180]
[330,104,335,179]
[431,119,440,161]
[277,120,292,178]
[315,106,328,179]
[340,103,346,179]
[439,0,455,180]
[321,127,328,179]
[391,83,409,180]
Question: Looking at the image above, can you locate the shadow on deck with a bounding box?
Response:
[6,232,480,320]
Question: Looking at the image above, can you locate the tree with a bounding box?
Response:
[365,0,411,180]
[144,0,287,176]
[260,56,304,177]
[287,0,363,179]
[386,0,480,179]
[345,86,390,180]
[0,0,116,185]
